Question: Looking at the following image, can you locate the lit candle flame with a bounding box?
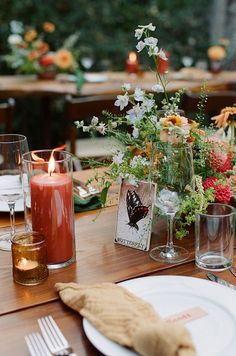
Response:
[21,257,27,266]
[48,144,66,175]
[129,51,137,63]
[32,151,45,162]
[48,155,55,175]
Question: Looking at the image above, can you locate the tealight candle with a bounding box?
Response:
[17,258,38,271]
[11,231,48,286]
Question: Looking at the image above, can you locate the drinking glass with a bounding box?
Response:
[195,203,236,271]
[149,143,194,263]
[0,134,29,251]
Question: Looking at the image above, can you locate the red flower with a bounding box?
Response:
[203,177,217,190]
[208,150,232,173]
[214,184,232,204]
[39,54,54,67]
[203,177,232,204]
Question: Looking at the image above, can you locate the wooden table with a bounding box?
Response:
[0,169,236,355]
[0,70,236,98]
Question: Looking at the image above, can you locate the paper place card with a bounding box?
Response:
[164,307,208,325]
[114,180,157,251]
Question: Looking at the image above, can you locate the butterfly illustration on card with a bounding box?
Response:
[126,189,149,231]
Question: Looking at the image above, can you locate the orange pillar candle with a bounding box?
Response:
[23,150,75,269]
[31,173,74,265]
[126,51,139,74]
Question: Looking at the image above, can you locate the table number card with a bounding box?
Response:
[114,180,156,251]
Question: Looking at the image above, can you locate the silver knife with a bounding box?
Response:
[207,272,236,291]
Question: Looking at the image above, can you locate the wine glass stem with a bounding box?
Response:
[8,202,16,236]
[166,213,175,249]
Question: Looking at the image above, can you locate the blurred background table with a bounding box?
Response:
[1,70,236,98]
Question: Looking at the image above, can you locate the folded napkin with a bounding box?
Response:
[74,194,101,213]
[55,282,196,356]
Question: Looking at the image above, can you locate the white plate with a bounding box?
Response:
[84,73,109,83]
[0,198,24,212]
[83,275,236,356]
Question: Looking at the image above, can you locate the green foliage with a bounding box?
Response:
[175,176,215,239]
[0,0,212,72]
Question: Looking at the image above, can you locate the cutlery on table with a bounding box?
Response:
[38,315,77,356]
[207,272,236,291]
[25,332,51,356]
[73,178,99,198]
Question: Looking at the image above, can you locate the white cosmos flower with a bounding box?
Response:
[142,98,155,112]
[82,126,90,132]
[139,23,156,31]
[126,174,138,186]
[91,116,99,125]
[130,156,149,167]
[8,34,22,45]
[148,46,159,56]
[152,84,164,93]
[122,83,131,91]
[74,120,84,128]
[158,49,168,61]
[134,88,145,101]
[96,123,106,135]
[111,121,117,128]
[114,93,129,110]
[136,41,146,53]
[134,28,144,40]
[126,104,144,123]
[112,151,124,165]
[132,126,139,138]
[144,37,158,48]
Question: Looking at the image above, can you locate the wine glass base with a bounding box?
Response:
[149,245,189,264]
[0,234,12,251]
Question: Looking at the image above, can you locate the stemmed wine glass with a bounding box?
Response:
[149,143,194,263]
[0,134,29,251]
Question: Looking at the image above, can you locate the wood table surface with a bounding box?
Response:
[0,70,235,98]
[1,168,236,355]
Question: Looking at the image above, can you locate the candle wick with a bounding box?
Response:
[49,171,52,177]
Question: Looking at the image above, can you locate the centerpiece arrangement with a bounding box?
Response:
[75,24,236,247]
[4,21,79,78]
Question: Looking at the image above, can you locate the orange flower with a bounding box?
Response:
[54,49,74,69]
[160,115,188,127]
[27,50,40,61]
[36,41,49,54]
[211,106,236,128]
[42,22,55,33]
[207,46,226,61]
[24,29,37,42]
[127,141,152,157]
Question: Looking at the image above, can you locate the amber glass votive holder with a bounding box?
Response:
[11,231,48,286]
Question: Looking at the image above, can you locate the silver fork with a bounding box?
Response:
[25,332,51,356]
[38,315,77,356]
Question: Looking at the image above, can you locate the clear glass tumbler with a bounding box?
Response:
[22,150,76,269]
[195,203,236,271]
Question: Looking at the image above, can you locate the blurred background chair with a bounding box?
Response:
[64,95,125,165]
[181,91,236,124]
[0,98,15,133]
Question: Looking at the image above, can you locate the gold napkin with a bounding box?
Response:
[55,282,196,356]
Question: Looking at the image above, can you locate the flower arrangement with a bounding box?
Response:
[75,23,236,238]
[4,21,79,75]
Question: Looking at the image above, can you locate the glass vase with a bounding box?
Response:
[22,150,76,269]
